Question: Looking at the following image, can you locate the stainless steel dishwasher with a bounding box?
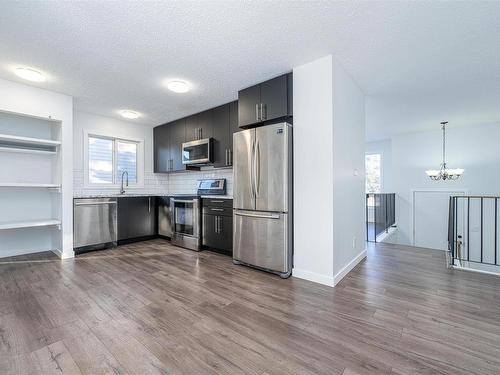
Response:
[74,198,117,253]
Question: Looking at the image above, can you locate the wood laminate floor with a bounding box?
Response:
[0,239,499,375]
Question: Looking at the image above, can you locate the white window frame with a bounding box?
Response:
[83,130,144,188]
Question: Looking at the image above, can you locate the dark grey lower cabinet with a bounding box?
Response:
[202,199,233,254]
[118,197,157,242]
[202,214,233,254]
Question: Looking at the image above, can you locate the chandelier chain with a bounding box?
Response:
[442,121,447,168]
[425,120,463,181]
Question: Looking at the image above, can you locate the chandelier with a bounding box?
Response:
[425,121,464,181]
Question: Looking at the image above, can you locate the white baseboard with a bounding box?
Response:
[292,268,335,287]
[333,249,367,285]
[376,226,397,243]
[52,248,75,259]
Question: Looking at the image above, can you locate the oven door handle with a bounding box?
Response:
[171,199,196,204]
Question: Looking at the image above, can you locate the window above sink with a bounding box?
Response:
[83,130,144,188]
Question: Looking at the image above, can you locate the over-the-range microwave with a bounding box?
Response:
[182,138,214,165]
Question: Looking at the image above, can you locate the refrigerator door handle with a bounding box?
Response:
[252,139,259,199]
[255,140,260,197]
[251,139,256,199]
[234,211,280,220]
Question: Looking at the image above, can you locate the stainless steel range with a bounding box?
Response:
[170,195,201,251]
[169,178,226,251]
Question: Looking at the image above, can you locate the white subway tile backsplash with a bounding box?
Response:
[73,168,233,197]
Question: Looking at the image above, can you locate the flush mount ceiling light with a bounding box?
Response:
[425,121,464,181]
[119,110,141,119]
[166,80,190,93]
[14,67,46,82]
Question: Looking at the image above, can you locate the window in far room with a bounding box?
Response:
[365,153,382,206]
[86,133,143,187]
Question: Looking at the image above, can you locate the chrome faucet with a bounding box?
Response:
[120,171,129,194]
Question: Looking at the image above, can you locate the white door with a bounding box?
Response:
[413,190,465,250]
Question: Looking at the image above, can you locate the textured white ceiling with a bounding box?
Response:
[1,1,499,136]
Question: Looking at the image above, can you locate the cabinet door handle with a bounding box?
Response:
[216,216,221,234]
[255,103,260,121]
[261,103,266,120]
[229,149,232,166]
[225,149,228,166]
[215,216,218,233]
[148,197,151,213]
[218,216,222,233]
[199,128,202,139]
[211,208,224,212]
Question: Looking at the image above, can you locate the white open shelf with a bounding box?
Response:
[0,146,57,155]
[0,183,61,188]
[0,133,61,147]
[0,219,61,230]
[0,109,63,259]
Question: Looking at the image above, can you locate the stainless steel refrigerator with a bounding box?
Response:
[232,122,293,278]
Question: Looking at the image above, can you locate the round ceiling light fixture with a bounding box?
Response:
[166,80,190,93]
[119,110,141,119]
[14,67,46,82]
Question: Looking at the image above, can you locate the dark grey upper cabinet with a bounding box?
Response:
[198,110,213,140]
[154,124,170,173]
[212,104,230,168]
[287,72,293,115]
[169,119,185,172]
[238,84,261,128]
[238,73,292,128]
[260,75,288,122]
[185,110,213,142]
[228,100,239,166]
[153,119,185,173]
[154,100,240,173]
[229,100,239,135]
[184,114,198,142]
[118,197,157,241]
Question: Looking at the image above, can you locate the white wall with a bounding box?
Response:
[293,55,335,286]
[0,78,73,258]
[389,123,500,247]
[293,55,366,287]
[73,111,154,174]
[366,138,392,192]
[331,60,366,283]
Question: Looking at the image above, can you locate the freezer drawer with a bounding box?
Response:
[233,210,291,274]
